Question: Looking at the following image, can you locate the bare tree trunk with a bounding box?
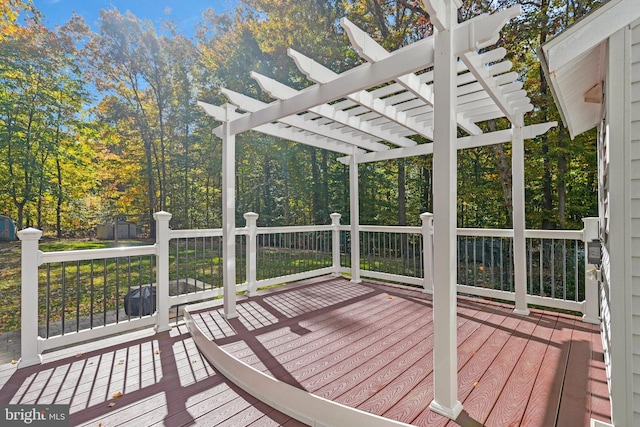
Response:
[487,120,513,227]
[398,158,406,226]
[56,157,63,238]
[540,0,555,230]
[311,148,322,224]
[421,161,432,213]
[557,125,567,227]
[322,150,329,222]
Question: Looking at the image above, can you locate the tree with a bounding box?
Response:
[0,0,36,40]
[89,9,203,233]
[0,15,90,230]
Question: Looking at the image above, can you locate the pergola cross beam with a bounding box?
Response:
[251,71,418,148]
[341,17,483,137]
[287,49,426,143]
[219,89,390,152]
[199,101,365,155]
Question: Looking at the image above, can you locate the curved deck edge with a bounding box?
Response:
[184,305,414,427]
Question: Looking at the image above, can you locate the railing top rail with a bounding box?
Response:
[169,229,224,239]
[524,229,584,240]
[40,245,157,264]
[359,225,422,233]
[457,228,514,237]
[456,228,584,240]
[256,225,334,234]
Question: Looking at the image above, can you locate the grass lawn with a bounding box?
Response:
[0,238,152,333]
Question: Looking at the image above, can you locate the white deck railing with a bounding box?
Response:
[17,211,599,366]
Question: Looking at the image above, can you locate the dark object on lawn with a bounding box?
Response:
[0,215,16,241]
[124,286,156,316]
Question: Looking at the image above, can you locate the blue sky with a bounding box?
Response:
[33,0,237,36]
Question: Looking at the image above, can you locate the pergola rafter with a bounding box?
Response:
[199,0,557,421]
[251,71,417,148]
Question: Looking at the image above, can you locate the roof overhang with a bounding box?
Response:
[539,0,640,139]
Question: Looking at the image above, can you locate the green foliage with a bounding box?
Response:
[0,15,93,233]
[0,0,604,237]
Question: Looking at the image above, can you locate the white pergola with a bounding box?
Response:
[199,0,555,419]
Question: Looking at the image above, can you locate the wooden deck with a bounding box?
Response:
[0,325,305,426]
[0,276,611,426]
[187,276,611,427]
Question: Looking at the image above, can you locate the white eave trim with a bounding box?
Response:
[542,0,640,73]
[540,0,640,138]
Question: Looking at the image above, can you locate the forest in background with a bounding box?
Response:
[0,0,603,237]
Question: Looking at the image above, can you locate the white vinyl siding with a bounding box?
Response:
[630,19,640,425]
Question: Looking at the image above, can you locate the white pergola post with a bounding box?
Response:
[428,0,463,419]
[222,103,238,319]
[349,150,361,283]
[512,119,530,315]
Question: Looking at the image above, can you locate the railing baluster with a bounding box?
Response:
[46,264,51,338]
[116,257,120,323]
[61,261,66,336]
[90,261,94,330]
[562,240,567,300]
[103,258,107,327]
[76,260,81,333]
[126,257,132,321]
[575,239,580,301]
[551,239,555,299]
[539,239,543,297]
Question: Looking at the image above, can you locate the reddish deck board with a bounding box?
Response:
[0,326,300,427]
[0,276,611,427]
[190,276,611,427]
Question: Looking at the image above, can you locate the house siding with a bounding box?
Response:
[630,19,640,425]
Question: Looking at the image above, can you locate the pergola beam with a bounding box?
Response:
[288,49,425,144]
[220,88,390,152]
[230,7,519,136]
[336,122,557,164]
[251,72,416,148]
[230,36,437,135]
[341,17,483,137]
[199,101,364,155]
[460,51,531,124]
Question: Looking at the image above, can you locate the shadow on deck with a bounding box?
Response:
[0,276,610,426]
[185,276,611,427]
[0,324,304,426]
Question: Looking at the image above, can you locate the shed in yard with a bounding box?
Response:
[0,216,16,241]
[96,221,137,240]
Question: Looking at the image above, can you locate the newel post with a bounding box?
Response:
[582,217,600,324]
[330,213,342,276]
[18,227,43,367]
[244,212,259,296]
[154,211,172,332]
[420,212,434,294]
